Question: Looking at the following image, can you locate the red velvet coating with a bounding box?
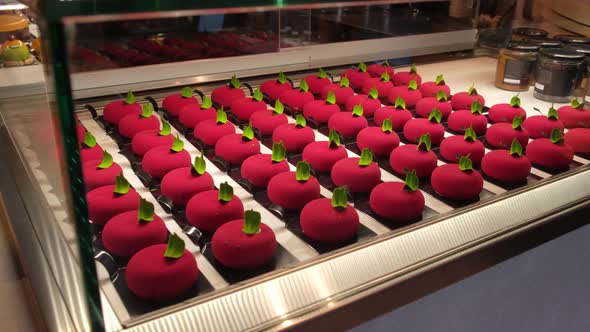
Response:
[142,146,191,179]
[303,100,340,124]
[160,167,215,207]
[328,112,368,138]
[83,160,123,191]
[131,130,175,156]
[77,124,86,142]
[103,100,142,125]
[278,89,314,112]
[304,75,331,95]
[126,244,198,300]
[162,93,200,117]
[212,219,276,269]
[267,171,321,209]
[447,110,488,135]
[367,64,394,78]
[361,78,394,98]
[488,103,526,123]
[389,144,437,177]
[373,106,412,131]
[419,82,451,98]
[481,150,531,183]
[431,164,483,200]
[415,98,453,119]
[260,79,292,100]
[80,143,104,163]
[214,134,260,165]
[393,72,422,86]
[331,158,381,193]
[185,190,244,232]
[321,83,355,105]
[241,154,290,188]
[178,104,217,129]
[342,68,372,89]
[523,115,565,139]
[439,135,485,164]
[302,141,348,173]
[387,86,423,108]
[344,94,381,117]
[102,211,168,257]
[211,86,246,108]
[369,182,425,222]
[230,97,267,121]
[558,105,590,128]
[526,139,574,169]
[356,127,400,157]
[86,185,140,225]
[250,109,289,135]
[272,123,315,153]
[193,120,235,147]
[564,128,590,154]
[403,118,445,145]
[485,123,529,149]
[118,114,160,138]
[300,198,359,243]
[451,92,485,110]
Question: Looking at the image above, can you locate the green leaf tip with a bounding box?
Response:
[331,186,348,209]
[296,161,311,182]
[550,128,563,144]
[230,75,240,89]
[394,96,407,110]
[428,107,442,123]
[547,105,559,120]
[83,131,97,148]
[114,174,130,195]
[326,91,337,105]
[436,90,448,102]
[271,141,286,163]
[125,90,135,104]
[295,114,307,128]
[383,59,391,67]
[358,62,367,72]
[159,118,171,136]
[163,233,185,259]
[470,99,483,114]
[459,155,473,171]
[253,88,263,102]
[181,87,193,98]
[138,198,154,223]
[299,79,309,92]
[408,80,418,91]
[242,124,255,141]
[509,138,523,157]
[382,117,393,133]
[340,76,350,88]
[512,115,523,130]
[369,87,379,99]
[318,68,328,79]
[192,151,206,175]
[201,95,213,109]
[352,104,364,117]
[97,150,113,169]
[435,74,445,85]
[328,128,341,149]
[417,133,432,151]
[410,64,418,75]
[216,107,228,124]
[218,182,234,202]
[510,94,521,108]
[380,72,390,83]
[467,84,478,96]
[571,98,582,109]
[464,125,477,142]
[358,148,373,167]
[141,103,153,118]
[171,135,184,152]
[274,99,284,115]
[404,169,419,192]
[242,210,261,235]
[278,71,288,84]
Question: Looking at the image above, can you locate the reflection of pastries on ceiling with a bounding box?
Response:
[551,0,590,36]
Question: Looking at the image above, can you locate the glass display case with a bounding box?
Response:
[1,1,589,332]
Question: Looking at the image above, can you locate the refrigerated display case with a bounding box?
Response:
[1,1,589,332]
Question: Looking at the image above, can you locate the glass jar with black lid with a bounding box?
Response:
[554,35,590,46]
[531,39,562,49]
[534,48,585,102]
[564,44,590,97]
[495,42,539,91]
[512,28,548,41]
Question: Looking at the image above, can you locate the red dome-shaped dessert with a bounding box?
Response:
[267,162,320,209]
[403,111,445,145]
[193,110,236,147]
[241,143,290,188]
[271,116,315,153]
[131,128,174,157]
[178,97,217,130]
[321,81,354,105]
[83,153,123,191]
[389,134,437,177]
[488,102,526,123]
[327,106,368,139]
[431,158,483,200]
[344,93,381,117]
[211,76,246,108]
[331,150,381,193]
[230,93,267,122]
[185,184,244,232]
[447,101,488,135]
[558,99,590,128]
[393,64,422,86]
[250,102,289,136]
[162,88,200,117]
[103,91,142,125]
[361,73,394,98]
[370,170,424,222]
[415,95,453,120]
[260,72,292,100]
[142,139,191,179]
[212,212,276,269]
[302,98,340,125]
[481,141,531,183]
[451,87,485,110]
[77,124,86,142]
[439,132,485,164]
[419,75,451,97]
[485,116,529,149]
[304,69,332,95]
[564,128,590,154]
[356,119,400,158]
[342,64,372,89]
[214,128,261,166]
[387,81,423,108]
[86,182,141,226]
[278,88,314,113]
[80,140,104,164]
[523,111,565,139]
[118,104,160,139]
[373,103,412,131]
[526,130,574,170]
[160,164,215,207]
[367,61,394,78]
[302,131,348,173]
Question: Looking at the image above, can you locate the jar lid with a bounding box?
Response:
[554,34,590,45]
[507,42,540,52]
[564,44,590,55]
[540,48,586,60]
[532,39,562,48]
[512,27,548,38]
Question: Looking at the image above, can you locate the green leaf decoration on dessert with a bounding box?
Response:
[571,98,582,109]
[331,186,348,209]
[218,182,234,202]
[435,74,445,85]
[550,128,563,144]
[326,91,337,105]
[242,123,255,141]
[192,151,206,175]
[83,131,97,148]
[352,104,364,117]
[436,90,448,102]
[295,114,306,128]
[278,71,288,84]
[181,86,193,98]
[509,138,523,157]
[382,118,393,133]
[383,59,391,67]
[274,99,284,115]
[159,118,171,136]
[428,107,442,123]
[114,174,130,195]
[467,84,477,96]
[138,198,155,223]
[201,95,213,109]
[358,148,373,167]
[296,161,311,182]
[417,133,432,151]
[230,75,240,89]
[394,96,406,110]
[299,79,309,93]
[97,150,113,169]
[404,169,419,192]
[171,135,184,152]
[458,155,473,172]
[547,105,559,120]
[408,80,418,91]
[510,94,521,108]
[369,87,379,99]
[242,210,261,235]
[380,72,390,83]
[512,115,523,130]
[216,107,228,124]
[319,68,328,79]
[253,88,263,102]
[464,125,477,142]
[328,128,341,149]
[271,141,286,163]
[358,62,367,73]
[141,103,153,118]
[470,99,483,115]
[125,90,135,105]
[409,64,418,75]
[340,76,350,88]
[163,233,185,259]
